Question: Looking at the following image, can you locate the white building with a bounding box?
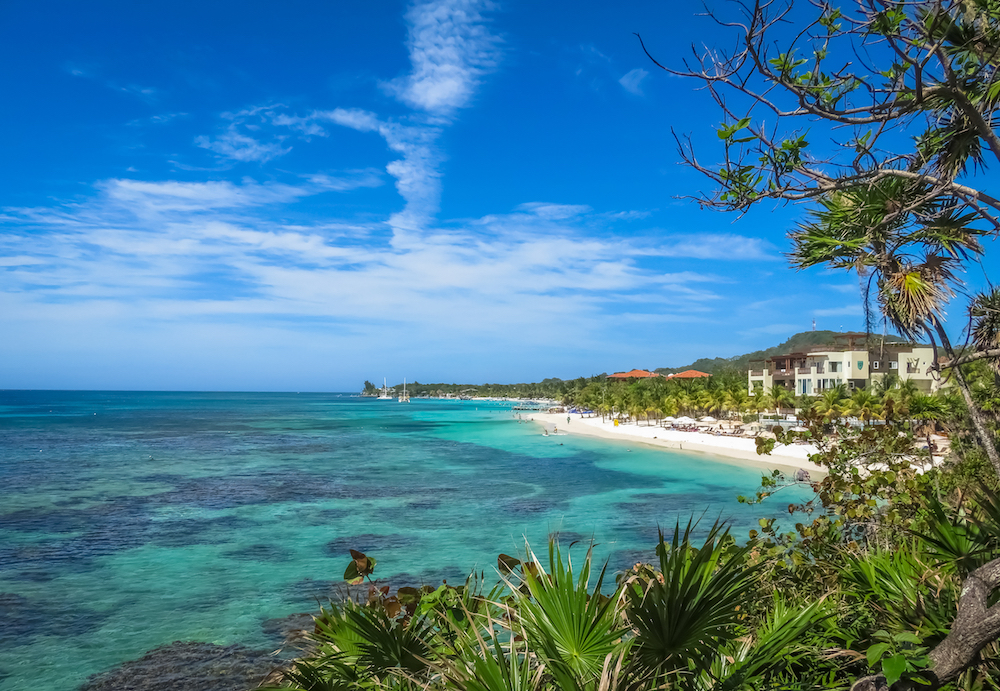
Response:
[748,334,939,396]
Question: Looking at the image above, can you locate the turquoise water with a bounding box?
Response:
[0,391,813,690]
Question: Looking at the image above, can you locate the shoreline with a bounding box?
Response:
[530,412,828,478]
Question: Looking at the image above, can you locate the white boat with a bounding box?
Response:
[377,378,393,400]
[398,378,410,403]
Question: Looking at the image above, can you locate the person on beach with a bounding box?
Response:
[567,416,570,424]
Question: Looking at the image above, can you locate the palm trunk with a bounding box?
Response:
[932,320,1000,476]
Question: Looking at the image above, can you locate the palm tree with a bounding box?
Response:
[661,394,679,418]
[813,384,848,423]
[765,386,795,416]
[971,287,1000,387]
[696,388,717,417]
[725,387,751,421]
[848,388,883,425]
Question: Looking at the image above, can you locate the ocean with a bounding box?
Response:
[0,391,812,690]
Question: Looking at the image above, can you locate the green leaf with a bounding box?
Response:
[883,653,907,685]
[866,642,891,667]
[894,631,921,644]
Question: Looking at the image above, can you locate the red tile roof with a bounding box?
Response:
[666,369,711,379]
[608,369,661,379]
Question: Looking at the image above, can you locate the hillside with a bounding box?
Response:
[653,330,915,376]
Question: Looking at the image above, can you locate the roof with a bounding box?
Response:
[608,369,661,379]
[666,369,712,379]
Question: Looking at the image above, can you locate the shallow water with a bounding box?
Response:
[0,391,813,690]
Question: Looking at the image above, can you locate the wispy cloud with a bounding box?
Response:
[645,234,778,261]
[2,185,729,347]
[127,112,188,127]
[383,0,501,117]
[66,63,160,103]
[619,68,649,95]
[195,128,291,163]
[739,323,803,337]
[314,108,443,230]
[823,283,860,294]
[814,305,863,317]
[195,105,306,164]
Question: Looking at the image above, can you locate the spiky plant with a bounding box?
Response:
[623,520,760,685]
[505,541,628,691]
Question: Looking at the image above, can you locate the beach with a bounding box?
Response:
[531,412,827,477]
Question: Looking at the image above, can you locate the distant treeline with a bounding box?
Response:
[362,370,748,402]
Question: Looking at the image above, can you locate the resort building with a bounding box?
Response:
[607,369,662,380]
[607,368,712,381]
[747,333,939,396]
[665,369,711,379]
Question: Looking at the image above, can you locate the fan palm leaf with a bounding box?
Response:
[508,541,627,690]
[625,519,760,680]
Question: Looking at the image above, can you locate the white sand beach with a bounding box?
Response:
[530,412,827,477]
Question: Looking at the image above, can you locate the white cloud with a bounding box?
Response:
[619,68,649,96]
[195,128,291,163]
[323,107,381,132]
[383,0,501,117]
[739,323,803,337]
[823,283,859,294]
[813,305,863,317]
[2,186,730,344]
[97,174,380,214]
[195,104,337,164]
[314,109,443,229]
[515,202,592,220]
[271,113,327,136]
[645,234,778,261]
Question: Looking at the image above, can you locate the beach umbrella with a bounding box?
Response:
[675,416,695,424]
[699,416,717,422]
[663,416,677,422]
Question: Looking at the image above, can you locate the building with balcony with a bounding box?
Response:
[747,333,939,397]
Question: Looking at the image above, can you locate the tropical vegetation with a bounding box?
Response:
[271,2,1000,689]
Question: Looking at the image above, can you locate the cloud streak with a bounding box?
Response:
[619,68,648,95]
[384,0,501,117]
[2,181,731,352]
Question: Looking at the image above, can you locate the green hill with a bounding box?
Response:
[654,331,916,376]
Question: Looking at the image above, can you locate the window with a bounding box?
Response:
[872,361,880,370]
[889,361,899,370]
[829,362,839,373]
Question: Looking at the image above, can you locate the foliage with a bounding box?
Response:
[264,480,1000,691]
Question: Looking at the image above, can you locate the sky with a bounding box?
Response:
[1,0,997,392]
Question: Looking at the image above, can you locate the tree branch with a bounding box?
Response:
[927,556,1000,684]
[934,347,1000,371]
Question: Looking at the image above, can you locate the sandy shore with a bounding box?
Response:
[529,412,827,477]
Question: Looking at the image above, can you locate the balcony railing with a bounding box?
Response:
[797,367,811,374]
[750,370,763,377]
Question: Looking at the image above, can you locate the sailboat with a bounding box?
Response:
[398,378,410,403]
[377,378,393,400]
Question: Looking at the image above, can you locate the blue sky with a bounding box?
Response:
[1,0,996,391]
